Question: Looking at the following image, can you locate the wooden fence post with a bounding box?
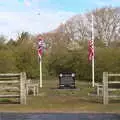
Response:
[20,72,26,104]
[103,72,108,105]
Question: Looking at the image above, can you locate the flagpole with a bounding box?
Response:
[40,57,42,88]
[37,35,44,88]
[92,14,95,87]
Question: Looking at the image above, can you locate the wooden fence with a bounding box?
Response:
[26,79,39,96]
[0,72,26,104]
[94,72,120,105]
[103,72,120,105]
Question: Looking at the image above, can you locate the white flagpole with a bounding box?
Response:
[92,14,95,87]
[40,57,42,88]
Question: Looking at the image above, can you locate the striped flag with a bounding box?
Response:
[37,37,45,58]
[88,40,94,62]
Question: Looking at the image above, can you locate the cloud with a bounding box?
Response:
[0,0,75,39]
[24,0,31,7]
[0,11,75,39]
[93,0,120,7]
[0,0,119,39]
[95,0,107,6]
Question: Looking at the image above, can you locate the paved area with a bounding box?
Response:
[0,113,120,120]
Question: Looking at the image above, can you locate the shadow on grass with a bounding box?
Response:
[0,98,20,104]
[109,99,120,104]
[0,101,20,104]
[50,87,80,90]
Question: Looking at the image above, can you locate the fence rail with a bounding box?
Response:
[0,73,20,76]
[103,72,120,104]
[108,73,120,76]
[0,80,20,84]
[0,72,26,104]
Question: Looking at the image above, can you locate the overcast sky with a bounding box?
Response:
[0,0,120,39]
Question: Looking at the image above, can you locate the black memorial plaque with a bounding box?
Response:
[59,72,76,89]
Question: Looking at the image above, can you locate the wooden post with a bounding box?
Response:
[37,84,39,96]
[26,85,29,96]
[96,83,100,96]
[103,72,108,105]
[20,72,26,104]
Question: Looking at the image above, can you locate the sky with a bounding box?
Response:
[0,0,120,39]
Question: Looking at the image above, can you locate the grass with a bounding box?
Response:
[0,98,12,103]
[0,80,120,113]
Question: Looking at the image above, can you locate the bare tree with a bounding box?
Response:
[91,7,120,46]
[43,7,120,49]
[63,14,90,42]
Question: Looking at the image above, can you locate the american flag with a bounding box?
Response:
[88,40,94,61]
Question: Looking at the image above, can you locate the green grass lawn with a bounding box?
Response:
[0,80,120,113]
